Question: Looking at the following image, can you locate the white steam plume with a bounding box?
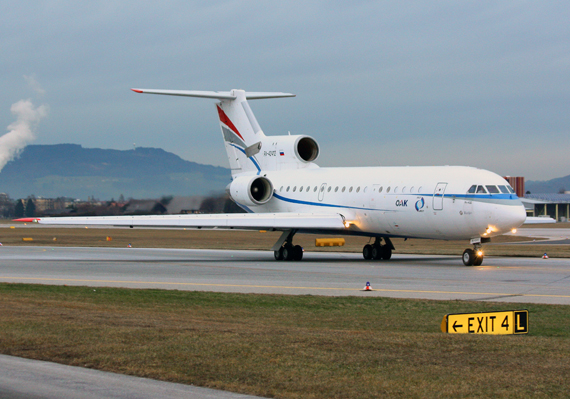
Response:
[0,99,48,172]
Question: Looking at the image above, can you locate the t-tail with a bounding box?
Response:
[131,89,320,177]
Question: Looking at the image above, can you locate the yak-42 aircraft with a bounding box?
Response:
[18,89,527,266]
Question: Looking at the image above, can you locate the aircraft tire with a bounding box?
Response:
[282,244,294,261]
[274,247,284,260]
[371,246,382,260]
[293,245,303,261]
[381,246,392,260]
[462,249,475,266]
[473,254,484,266]
[363,244,373,260]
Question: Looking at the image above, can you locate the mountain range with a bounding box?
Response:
[0,144,231,200]
[525,175,570,194]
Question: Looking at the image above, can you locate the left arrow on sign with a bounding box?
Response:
[453,320,463,332]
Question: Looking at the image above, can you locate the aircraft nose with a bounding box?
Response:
[502,203,527,231]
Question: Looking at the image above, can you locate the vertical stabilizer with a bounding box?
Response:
[217,90,265,176]
[131,88,295,177]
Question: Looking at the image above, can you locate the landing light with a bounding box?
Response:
[477,250,484,257]
[511,228,517,234]
[343,221,351,228]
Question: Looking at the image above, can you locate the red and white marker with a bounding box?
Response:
[363,281,372,291]
[542,253,549,259]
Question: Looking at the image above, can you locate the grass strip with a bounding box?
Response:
[1,283,569,398]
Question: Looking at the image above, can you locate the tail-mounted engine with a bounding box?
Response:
[255,135,319,171]
[228,175,274,207]
[271,135,319,163]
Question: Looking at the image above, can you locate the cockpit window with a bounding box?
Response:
[486,185,500,194]
[497,185,509,194]
[507,186,515,194]
[476,185,487,194]
[467,185,476,194]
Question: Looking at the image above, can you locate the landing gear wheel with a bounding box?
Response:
[363,244,373,260]
[462,249,475,266]
[292,245,303,261]
[372,246,382,260]
[381,246,392,260]
[274,247,284,260]
[473,253,484,266]
[282,244,294,261]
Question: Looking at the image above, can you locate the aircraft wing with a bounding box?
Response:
[15,213,347,230]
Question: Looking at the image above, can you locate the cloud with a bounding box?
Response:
[24,74,46,96]
[0,99,49,172]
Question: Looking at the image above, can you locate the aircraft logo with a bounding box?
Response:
[415,197,425,212]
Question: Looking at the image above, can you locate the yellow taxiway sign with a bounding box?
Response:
[441,310,528,335]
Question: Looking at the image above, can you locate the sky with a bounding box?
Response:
[1,1,570,181]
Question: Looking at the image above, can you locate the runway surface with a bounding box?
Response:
[1,246,569,304]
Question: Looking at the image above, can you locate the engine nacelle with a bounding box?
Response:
[228,175,274,207]
[266,135,319,164]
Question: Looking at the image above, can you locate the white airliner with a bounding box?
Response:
[18,89,527,266]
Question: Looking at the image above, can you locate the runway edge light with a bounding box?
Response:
[363,281,372,291]
[442,310,528,335]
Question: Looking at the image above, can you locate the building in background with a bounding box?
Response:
[504,176,525,198]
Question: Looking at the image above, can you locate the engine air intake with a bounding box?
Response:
[296,136,319,162]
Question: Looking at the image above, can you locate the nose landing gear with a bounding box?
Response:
[462,245,484,266]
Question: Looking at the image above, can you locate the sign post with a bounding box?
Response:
[441,310,528,335]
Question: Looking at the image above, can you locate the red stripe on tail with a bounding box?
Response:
[217,106,244,141]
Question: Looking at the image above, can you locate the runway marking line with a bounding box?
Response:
[1,277,570,299]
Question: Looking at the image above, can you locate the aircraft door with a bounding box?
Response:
[318,183,327,202]
[433,182,447,211]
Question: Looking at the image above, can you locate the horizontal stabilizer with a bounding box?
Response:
[14,212,345,230]
[131,89,295,100]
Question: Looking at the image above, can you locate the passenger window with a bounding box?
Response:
[476,185,487,194]
[327,186,332,192]
[418,186,422,192]
[467,185,477,194]
[394,186,398,193]
[314,186,318,192]
[299,186,303,192]
[387,187,391,193]
[349,187,353,193]
[364,187,367,193]
[497,185,509,193]
[293,186,296,192]
[320,186,325,192]
[342,187,346,192]
[335,186,339,192]
[287,186,290,192]
[280,186,283,192]
[307,186,310,192]
[356,187,360,193]
[410,186,414,193]
[486,185,500,194]
[379,186,383,193]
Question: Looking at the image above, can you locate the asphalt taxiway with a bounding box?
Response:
[1,246,569,304]
[0,354,262,399]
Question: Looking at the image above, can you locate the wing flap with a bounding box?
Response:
[16,213,346,230]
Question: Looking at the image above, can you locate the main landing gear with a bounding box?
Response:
[363,237,394,260]
[273,230,303,261]
[462,245,484,266]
